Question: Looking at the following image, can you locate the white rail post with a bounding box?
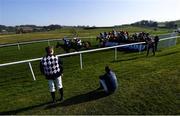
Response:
[80,53,83,69]
[114,47,117,61]
[166,39,171,47]
[17,42,20,50]
[48,40,50,46]
[28,62,36,81]
[175,36,177,45]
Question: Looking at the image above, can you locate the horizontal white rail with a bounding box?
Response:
[158,36,179,41]
[0,38,65,47]
[0,36,95,47]
[0,38,62,47]
[0,36,179,67]
[0,32,177,48]
[0,42,144,67]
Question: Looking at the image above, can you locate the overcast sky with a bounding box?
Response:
[0,0,180,26]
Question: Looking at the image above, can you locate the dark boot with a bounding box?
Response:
[152,46,155,56]
[146,47,150,57]
[59,88,64,101]
[50,92,56,103]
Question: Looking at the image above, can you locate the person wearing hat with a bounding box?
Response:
[40,46,64,103]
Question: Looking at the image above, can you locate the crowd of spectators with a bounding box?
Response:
[97,30,151,45]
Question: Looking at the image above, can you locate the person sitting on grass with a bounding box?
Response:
[98,66,118,94]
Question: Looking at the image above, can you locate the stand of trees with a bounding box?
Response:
[0,20,179,34]
[165,22,177,29]
[131,20,158,27]
[131,20,178,29]
[0,24,62,34]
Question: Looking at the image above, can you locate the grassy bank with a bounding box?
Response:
[0,26,173,44]
[0,41,179,114]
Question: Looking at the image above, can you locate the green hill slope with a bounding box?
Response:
[0,26,173,44]
[0,40,179,114]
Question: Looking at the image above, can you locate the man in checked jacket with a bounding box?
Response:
[40,46,63,103]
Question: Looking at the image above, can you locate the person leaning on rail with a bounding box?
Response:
[154,35,159,51]
[146,36,155,56]
[40,46,64,104]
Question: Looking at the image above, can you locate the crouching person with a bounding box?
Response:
[99,66,118,94]
[40,46,64,103]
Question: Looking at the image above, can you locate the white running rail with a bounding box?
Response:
[0,36,179,80]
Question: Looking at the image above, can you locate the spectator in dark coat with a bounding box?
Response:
[98,66,118,94]
[146,37,155,56]
[154,35,159,51]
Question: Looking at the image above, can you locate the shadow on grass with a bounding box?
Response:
[45,89,108,109]
[156,51,179,57]
[111,56,140,63]
[0,101,52,115]
[0,90,108,114]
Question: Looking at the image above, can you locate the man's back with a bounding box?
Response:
[40,46,64,103]
[40,54,63,80]
[105,71,118,92]
[154,36,159,43]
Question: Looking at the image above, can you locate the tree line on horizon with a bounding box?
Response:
[131,20,178,29]
[0,24,62,34]
[0,20,179,34]
[0,24,94,34]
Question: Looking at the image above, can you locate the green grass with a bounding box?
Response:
[0,26,173,44]
[0,38,180,114]
[0,28,179,114]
